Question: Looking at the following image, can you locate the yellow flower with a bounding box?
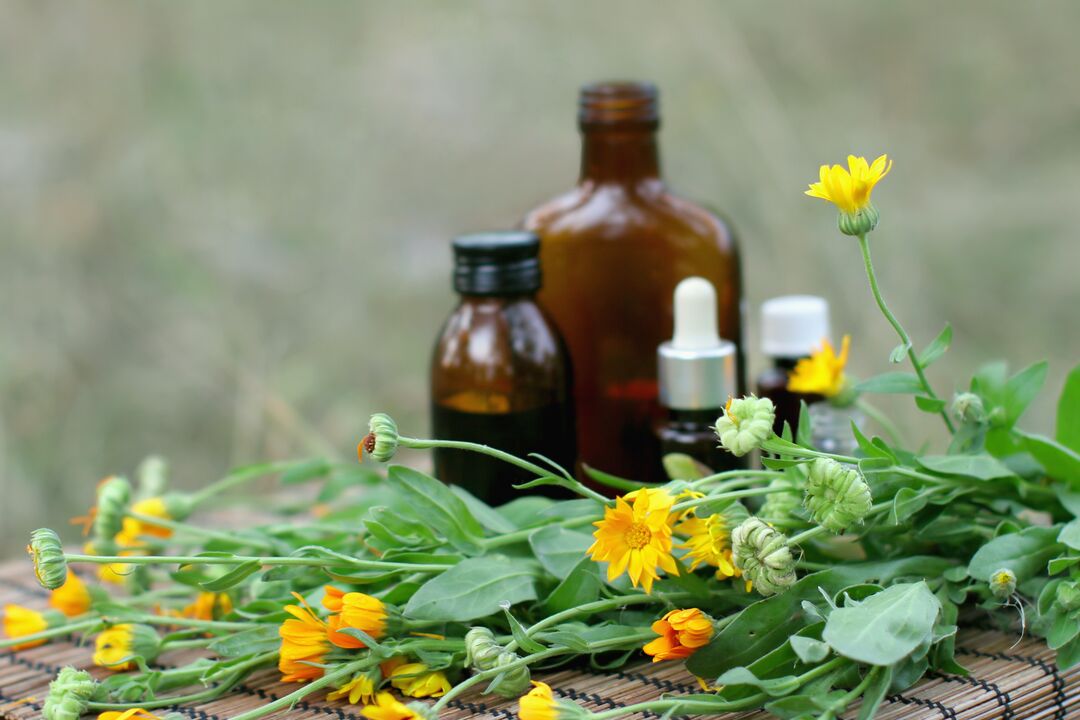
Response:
[787,336,850,398]
[328,672,380,705]
[98,711,163,720]
[677,515,741,581]
[182,592,233,620]
[3,604,49,650]
[642,608,714,662]
[805,155,892,215]
[278,594,330,682]
[116,498,173,546]
[388,662,451,698]
[323,586,388,649]
[50,571,91,617]
[93,624,160,670]
[587,489,678,593]
[518,681,559,720]
[361,692,424,720]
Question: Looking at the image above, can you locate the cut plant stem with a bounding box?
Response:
[63,552,451,574]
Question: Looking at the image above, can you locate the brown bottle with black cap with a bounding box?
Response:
[430,232,575,504]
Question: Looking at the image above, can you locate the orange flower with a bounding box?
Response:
[278,594,330,682]
[323,586,388,649]
[587,489,678,593]
[98,710,163,720]
[642,608,714,662]
[2,604,49,650]
[183,592,233,620]
[50,571,92,617]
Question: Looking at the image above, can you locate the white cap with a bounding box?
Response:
[672,277,722,350]
[760,295,830,358]
[658,277,737,409]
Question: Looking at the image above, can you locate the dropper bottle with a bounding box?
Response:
[655,277,746,473]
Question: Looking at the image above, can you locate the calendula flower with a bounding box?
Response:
[97,710,165,720]
[43,667,98,720]
[182,592,233,621]
[804,459,872,533]
[787,336,850,398]
[388,662,451,698]
[805,154,892,236]
[519,681,558,720]
[731,518,797,596]
[115,498,173,546]
[715,396,776,457]
[464,627,530,697]
[989,569,1017,600]
[3,604,53,650]
[278,594,330,682]
[323,586,388,649]
[361,692,431,720]
[82,542,129,585]
[93,624,160,671]
[587,489,678,593]
[642,608,714,662]
[28,528,68,590]
[50,572,91,617]
[328,672,380,705]
[677,514,741,581]
[359,413,400,463]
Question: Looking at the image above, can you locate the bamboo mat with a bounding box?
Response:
[2,561,1078,720]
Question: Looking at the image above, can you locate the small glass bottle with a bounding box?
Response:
[656,278,746,473]
[756,296,829,435]
[430,232,575,505]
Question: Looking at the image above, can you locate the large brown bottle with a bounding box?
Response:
[524,81,743,485]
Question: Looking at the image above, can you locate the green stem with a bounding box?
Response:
[65,553,449,574]
[189,461,301,505]
[225,657,369,720]
[125,511,278,552]
[481,515,596,550]
[670,485,794,514]
[400,436,610,504]
[0,618,101,649]
[687,470,788,490]
[854,398,905,447]
[856,233,954,433]
[762,438,858,464]
[788,500,892,545]
[586,694,769,720]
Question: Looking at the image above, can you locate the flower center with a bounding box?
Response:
[624,522,651,550]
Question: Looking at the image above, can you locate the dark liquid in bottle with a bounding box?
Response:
[432,402,575,505]
[757,360,823,436]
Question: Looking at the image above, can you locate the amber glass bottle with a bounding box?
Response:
[430,232,575,505]
[524,81,742,485]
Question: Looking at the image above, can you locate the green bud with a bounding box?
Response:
[716,396,776,457]
[43,667,98,720]
[1055,582,1080,613]
[136,455,169,499]
[804,458,872,533]
[759,479,802,525]
[731,517,796,596]
[162,492,195,521]
[464,626,530,697]
[989,568,1017,600]
[360,413,400,463]
[28,528,68,590]
[93,476,132,545]
[837,204,880,236]
[951,393,986,424]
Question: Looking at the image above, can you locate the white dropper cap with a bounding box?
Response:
[672,277,723,350]
[658,277,736,409]
[760,295,830,358]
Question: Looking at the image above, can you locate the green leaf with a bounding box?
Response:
[1059,519,1080,550]
[200,560,262,592]
[662,453,709,481]
[1016,431,1080,485]
[714,667,802,697]
[450,486,518,534]
[789,636,830,664]
[857,666,894,720]
[821,582,941,666]
[501,604,546,654]
[207,625,285,658]
[386,466,485,552]
[496,496,557,528]
[1056,363,1080,452]
[891,488,929,524]
[796,401,813,448]
[403,556,537,622]
[914,395,947,413]
[890,341,912,364]
[1058,634,1080,670]
[1048,556,1079,575]
[1057,487,1080,517]
[1048,611,1080,650]
[856,372,923,395]
[967,525,1064,582]
[918,324,952,368]
[917,454,1015,480]
[1003,361,1048,426]
[529,525,593,580]
[280,458,331,485]
[544,557,601,613]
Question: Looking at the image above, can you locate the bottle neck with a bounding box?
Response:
[771,356,805,371]
[579,128,661,184]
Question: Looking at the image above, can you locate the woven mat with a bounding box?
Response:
[2,561,1078,720]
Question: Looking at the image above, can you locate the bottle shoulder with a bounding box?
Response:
[432,298,566,370]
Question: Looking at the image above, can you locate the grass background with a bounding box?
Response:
[1,1,1078,548]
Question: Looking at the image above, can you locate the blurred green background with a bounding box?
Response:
[2,1,1078,549]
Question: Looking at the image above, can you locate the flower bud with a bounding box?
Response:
[94,476,132,545]
[161,493,195,521]
[731,517,796,596]
[989,568,1016,600]
[837,204,880,236]
[43,666,98,720]
[951,393,986,425]
[93,623,161,670]
[759,479,802,525]
[715,396,776,457]
[1055,581,1080,613]
[464,626,531,697]
[804,459,872,533]
[28,528,68,590]
[359,413,400,463]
